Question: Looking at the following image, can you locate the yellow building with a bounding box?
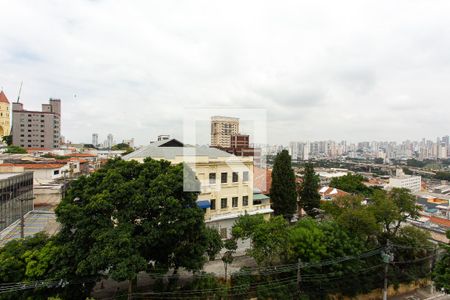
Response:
[0,91,11,139]
[124,138,272,240]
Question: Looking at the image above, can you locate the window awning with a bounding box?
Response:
[253,193,270,201]
[196,200,211,209]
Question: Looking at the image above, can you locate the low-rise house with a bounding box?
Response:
[0,161,80,184]
[319,186,349,201]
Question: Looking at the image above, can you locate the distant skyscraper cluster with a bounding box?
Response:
[288,136,450,161]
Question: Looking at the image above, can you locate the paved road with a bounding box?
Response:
[391,287,450,300]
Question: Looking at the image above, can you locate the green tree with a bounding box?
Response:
[374,157,384,164]
[0,233,49,283]
[4,145,27,154]
[288,218,371,297]
[270,150,298,220]
[111,143,133,151]
[2,135,12,146]
[55,158,212,295]
[234,216,290,266]
[329,173,373,196]
[231,214,265,241]
[370,188,421,240]
[322,195,380,241]
[204,227,223,261]
[222,239,237,281]
[299,163,320,217]
[433,230,450,293]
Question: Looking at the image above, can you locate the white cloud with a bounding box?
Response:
[0,0,449,145]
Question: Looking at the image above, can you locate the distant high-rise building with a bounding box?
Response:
[12,98,61,149]
[210,116,239,148]
[106,133,114,148]
[92,133,98,146]
[0,90,11,140]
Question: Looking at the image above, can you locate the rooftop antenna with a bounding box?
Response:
[17,81,23,103]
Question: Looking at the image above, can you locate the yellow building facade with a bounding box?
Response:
[0,91,11,138]
[124,138,272,240]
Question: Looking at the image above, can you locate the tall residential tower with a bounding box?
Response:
[210,116,239,148]
[12,99,61,149]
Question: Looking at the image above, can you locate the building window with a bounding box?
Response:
[53,170,60,175]
[209,173,216,184]
[232,197,238,207]
[232,172,238,183]
[243,196,249,206]
[220,228,227,239]
[243,171,249,182]
[221,198,227,209]
[210,199,216,210]
[221,172,227,183]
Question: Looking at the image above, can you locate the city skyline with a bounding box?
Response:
[1,1,450,145]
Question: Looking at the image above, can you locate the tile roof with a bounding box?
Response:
[428,216,450,228]
[0,163,65,169]
[0,91,9,104]
[319,186,349,198]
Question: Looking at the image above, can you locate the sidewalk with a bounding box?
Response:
[391,286,450,300]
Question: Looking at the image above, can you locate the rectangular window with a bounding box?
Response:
[53,170,60,175]
[232,172,238,183]
[221,172,227,183]
[243,171,249,182]
[210,199,216,210]
[221,198,227,209]
[209,173,216,184]
[232,197,238,207]
[243,196,249,206]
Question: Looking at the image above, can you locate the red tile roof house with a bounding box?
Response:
[319,186,349,201]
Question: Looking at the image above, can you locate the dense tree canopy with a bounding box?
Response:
[330,173,376,196]
[433,230,450,293]
[56,158,212,281]
[299,163,321,217]
[4,145,27,154]
[270,150,298,220]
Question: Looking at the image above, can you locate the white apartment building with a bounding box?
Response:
[124,138,272,240]
[388,169,422,193]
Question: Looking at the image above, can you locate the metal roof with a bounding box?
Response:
[124,139,233,160]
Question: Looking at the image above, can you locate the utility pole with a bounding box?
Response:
[19,196,34,239]
[382,240,393,300]
[430,244,437,294]
[297,258,302,294]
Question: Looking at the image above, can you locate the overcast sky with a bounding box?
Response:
[1,0,449,146]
